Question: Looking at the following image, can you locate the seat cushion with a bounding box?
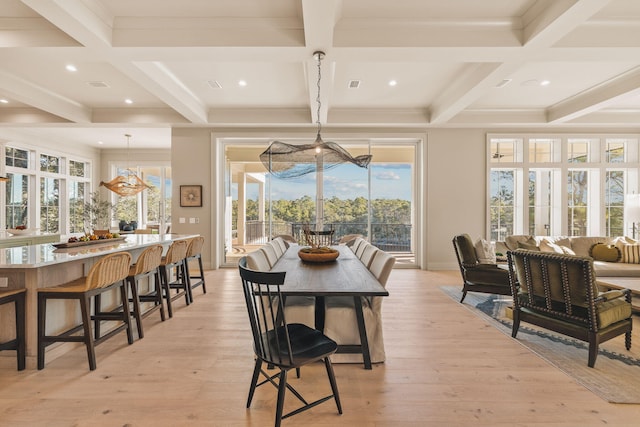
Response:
[596,298,632,329]
[465,264,510,287]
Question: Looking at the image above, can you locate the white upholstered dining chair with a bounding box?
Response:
[323,250,396,363]
[245,249,315,328]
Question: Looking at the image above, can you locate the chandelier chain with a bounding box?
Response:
[315,52,323,138]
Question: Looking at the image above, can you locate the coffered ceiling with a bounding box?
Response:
[1,0,640,148]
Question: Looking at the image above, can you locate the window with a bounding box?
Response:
[488,134,639,239]
[112,165,172,232]
[5,147,29,168]
[40,177,60,233]
[528,169,554,235]
[490,138,519,163]
[605,170,625,236]
[490,169,515,241]
[568,139,591,163]
[6,174,28,228]
[40,154,60,173]
[567,170,588,236]
[3,145,93,234]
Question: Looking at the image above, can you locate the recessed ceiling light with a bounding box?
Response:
[65,64,77,72]
[124,98,133,104]
[540,80,551,86]
[238,80,247,87]
[0,99,8,104]
[97,141,104,145]
[388,80,397,87]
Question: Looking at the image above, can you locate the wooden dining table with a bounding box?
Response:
[271,244,389,369]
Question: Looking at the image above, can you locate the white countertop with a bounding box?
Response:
[0,234,198,268]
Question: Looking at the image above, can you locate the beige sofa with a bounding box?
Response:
[497,235,640,277]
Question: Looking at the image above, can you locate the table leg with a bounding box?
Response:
[353,296,372,370]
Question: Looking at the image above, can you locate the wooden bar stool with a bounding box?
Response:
[159,240,189,318]
[0,288,26,371]
[37,252,133,371]
[126,244,164,339]
[185,236,206,300]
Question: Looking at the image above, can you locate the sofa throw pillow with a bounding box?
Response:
[621,243,640,263]
[517,240,540,251]
[539,239,564,254]
[474,238,496,264]
[589,243,621,262]
[560,246,576,255]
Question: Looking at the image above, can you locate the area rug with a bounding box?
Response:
[440,286,640,404]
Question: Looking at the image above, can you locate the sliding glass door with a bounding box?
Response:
[224,139,418,267]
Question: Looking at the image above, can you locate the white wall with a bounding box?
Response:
[165,127,493,271]
[426,129,487,269]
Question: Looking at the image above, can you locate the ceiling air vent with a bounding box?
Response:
[87,81,109,88]
[207,80,222,89]
[495,79,512,88]
[348,80,361,89]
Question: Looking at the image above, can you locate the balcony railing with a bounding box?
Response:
[241,221,412,252]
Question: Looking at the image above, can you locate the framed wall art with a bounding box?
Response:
[180,185,202,207]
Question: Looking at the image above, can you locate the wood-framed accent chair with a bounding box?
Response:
[452,233,511,303]
[238,257,342,427]
[507,249,633,368]
[0,289,26,370]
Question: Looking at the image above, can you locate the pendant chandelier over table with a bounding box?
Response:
[260,51,372,179]
[100,134,151,197]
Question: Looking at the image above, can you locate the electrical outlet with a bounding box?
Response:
[189,217,196,224]
[179,217,186,224]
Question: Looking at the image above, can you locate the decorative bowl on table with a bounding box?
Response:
[7,227,34,236]
[298,246,340,263]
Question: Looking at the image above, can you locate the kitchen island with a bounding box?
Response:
[0,233,198,369]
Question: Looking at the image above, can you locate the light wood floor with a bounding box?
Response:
[2,268,640,426]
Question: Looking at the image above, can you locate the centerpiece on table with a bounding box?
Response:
[297,226,339,263]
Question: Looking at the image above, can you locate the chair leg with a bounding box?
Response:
[324,357,342,414]
[93,294,102,340]
[625,330,632,351]
[15,291,26,371]
[80,295,97,371]
[198,257,206,294]
[274,369,288,427]
[247,358,263,408]
[459,287,468,303]
[182,261,193,305]
[118,281,134,345]
[128,277,144,339]
[37,293,47,370]
[159,266,174,318]
[154,271,166,321]
[588,332,599,368]
[511,310,520,338]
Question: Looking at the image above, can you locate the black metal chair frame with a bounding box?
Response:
[0,289,26,370]
[309,230,335,246]
[507,250,633,368]
[238,257,342,427]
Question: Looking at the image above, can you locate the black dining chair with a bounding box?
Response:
[238,257,342,427]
